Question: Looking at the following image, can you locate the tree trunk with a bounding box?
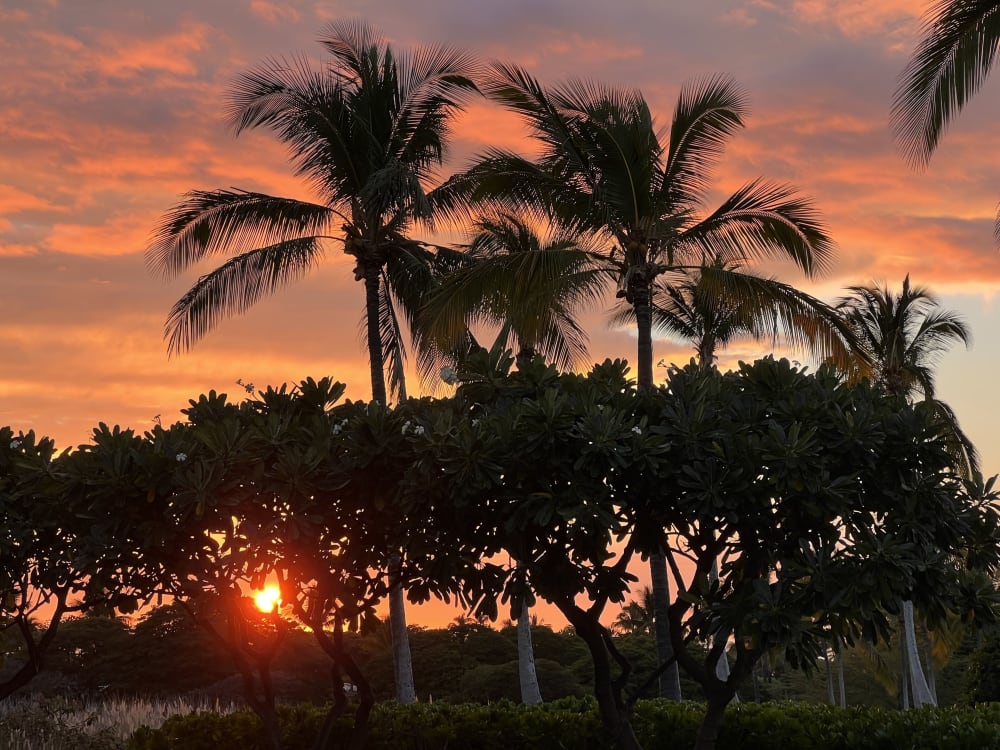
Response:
[708,560,733,698]
[899,628,910,710]
[649,552,682,700]
[634,277,679,702]
[837,648,847,707]
[694,694,730,750]
[517,604,543,705]
[363,263,387,405]
[311,625,375,750]
[632,278,655,392]
[388,554,417,704]
[561,607,642,750]
[0,598,68,700]
[825,651,835,705]
[362,263,415,703]
[903,600,936,707]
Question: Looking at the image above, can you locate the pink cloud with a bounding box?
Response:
[250,0,302,24]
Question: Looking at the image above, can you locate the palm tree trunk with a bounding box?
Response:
[517,604,543,704]
[388,553,417,704]
[650,551,682,700]
[362,262,415,704]
[837,647,847,707]
[633,279,681,703]
[825,651,835,705]
[899,625,911,710]
[632,277,655,392]
[363,264,387,405]
[903,600,936,707]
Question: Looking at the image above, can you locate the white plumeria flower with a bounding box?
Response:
[413,425,426,436]
[631,426,642,435]
[175,452,188,462]
[440,366,459,385]
[9,439,21,450]
[401,420,412,435]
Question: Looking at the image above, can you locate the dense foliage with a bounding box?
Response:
[3,355,999,750]
[128,698,1000,750]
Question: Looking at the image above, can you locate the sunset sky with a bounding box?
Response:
[3,2,1000,626]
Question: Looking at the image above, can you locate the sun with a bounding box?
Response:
[253,585,281,612]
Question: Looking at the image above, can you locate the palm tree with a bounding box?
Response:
[613,257,864,691]
[892,1,1000,239]
[444,67,835,699]
[614,256,861,373]
[836,275,977,707]
[421,213,605,705]
[837,275,978,476]
[144,20,480,704]
[420,212,605,372]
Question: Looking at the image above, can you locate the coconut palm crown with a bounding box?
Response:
[836,275,979,477]
[439,66,835,391]
[612,256,864,372]
[145,20,480,404]
[420,212,607,374]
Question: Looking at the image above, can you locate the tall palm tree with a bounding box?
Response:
[421,213,605,705]
[442,67,835,699]
[144,20,480,704]
[837,275,978,476]
[892,1,1000,240]
[836,275,977,707]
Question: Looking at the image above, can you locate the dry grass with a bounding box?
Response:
[0,694,239,750]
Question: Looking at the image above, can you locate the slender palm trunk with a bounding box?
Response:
[923,625,937,704]
[903,600,936,706]
[825,652,835,705]
[632,276,655,393]
[632,279,681,702]
[363,265,388,405]
[388,553,417,704]
[517,605,543,704]
[900,628,911,710]
[650,551,682,700]
[363,262,415,704]
[837,647,847,707]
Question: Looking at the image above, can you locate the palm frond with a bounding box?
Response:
[919,398,981,479]
[420,215,606,370]
[677,178,834,277]
[378,268,408,401]
[146,191,332,279]
[616,262,865,372]
[661,75,747,212]
[836,276,977,475]
[892,0,1000,166]
[163,237,324,355]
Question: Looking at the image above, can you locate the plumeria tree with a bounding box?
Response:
[440,69,835,699]
[146,22,482,702]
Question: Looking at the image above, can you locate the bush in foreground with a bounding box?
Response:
[127,699,1000,750]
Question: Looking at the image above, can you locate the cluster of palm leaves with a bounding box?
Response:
[146,20,982,705]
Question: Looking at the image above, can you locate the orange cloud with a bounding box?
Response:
[789,0,917,38]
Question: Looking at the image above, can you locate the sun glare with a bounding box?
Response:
[253,585,281,612]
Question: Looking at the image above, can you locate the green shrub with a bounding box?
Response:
[127,699,1000,750]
